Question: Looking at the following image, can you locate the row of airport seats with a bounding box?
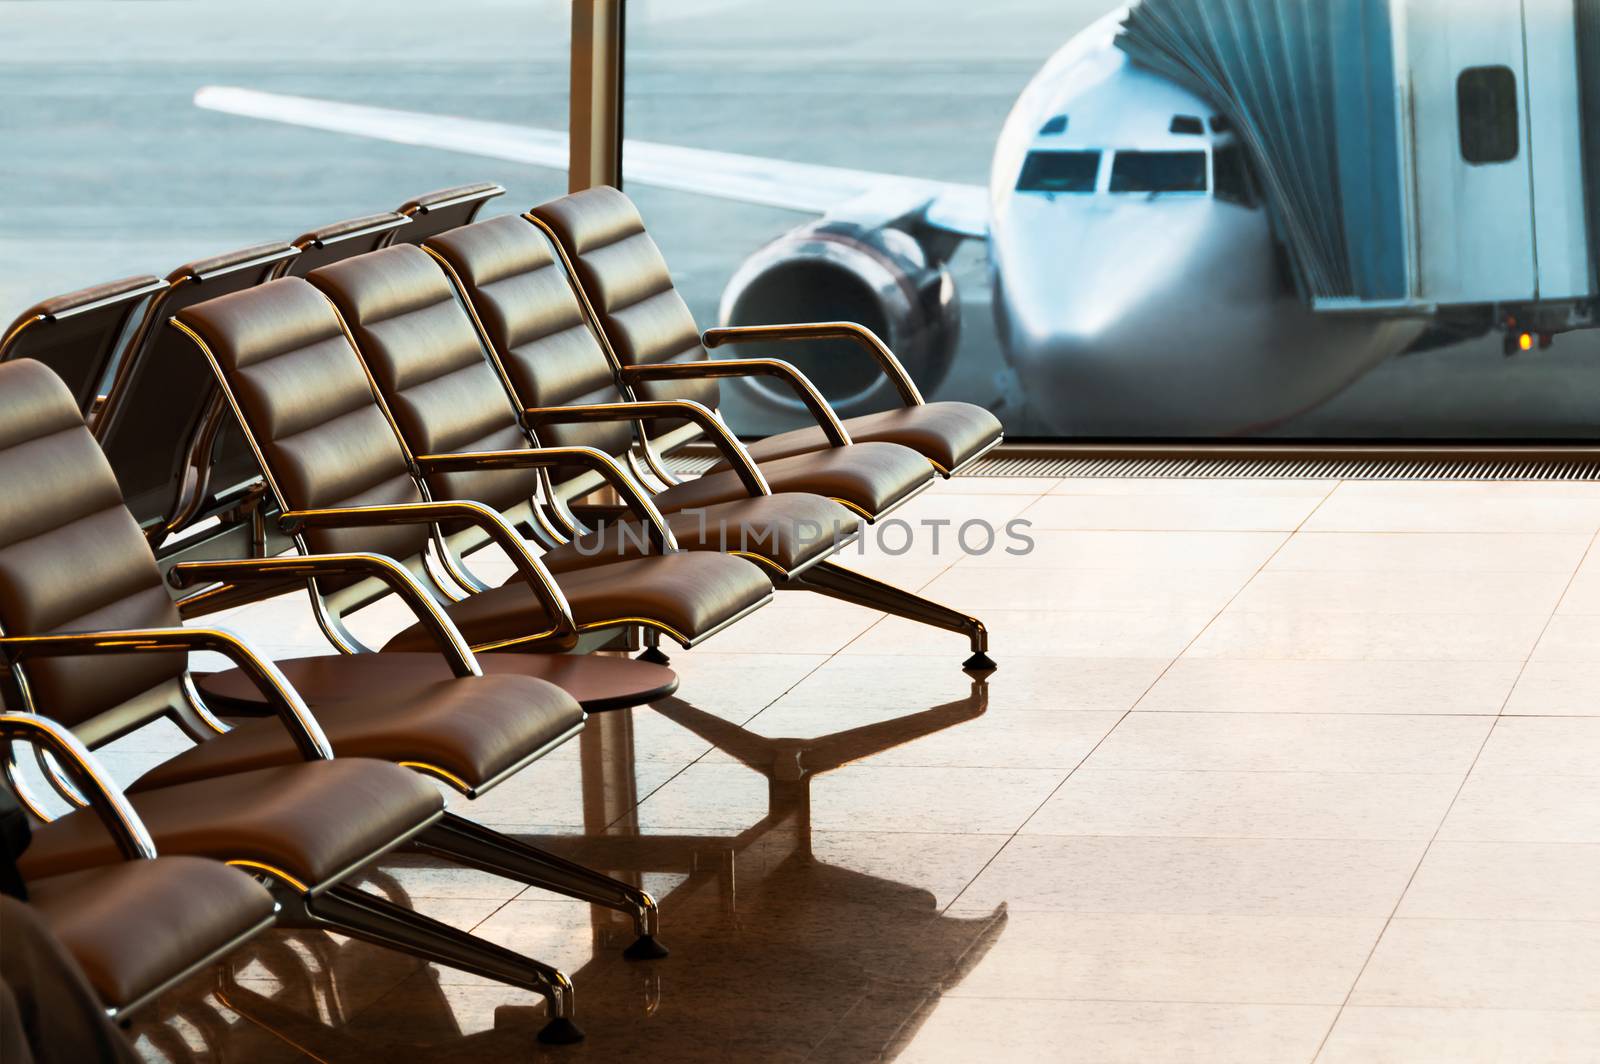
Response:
[0,181,1003,1046]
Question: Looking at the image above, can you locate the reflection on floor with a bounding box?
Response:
[97,474,1600,1062]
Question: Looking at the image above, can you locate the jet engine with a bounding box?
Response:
[716,220,960,418]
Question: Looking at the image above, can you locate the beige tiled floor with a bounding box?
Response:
[82,474,1599,1062]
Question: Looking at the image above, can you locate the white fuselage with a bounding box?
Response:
[985,12,1421,435]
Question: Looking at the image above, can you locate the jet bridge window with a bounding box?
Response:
[1016,150,1100,193]
[1457,66,1519,165]
[1109,150,1207,193]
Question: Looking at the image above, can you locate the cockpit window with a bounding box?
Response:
[1038,114,1068,136]
[1016,150,1100,193]
[1109,150,1208,193]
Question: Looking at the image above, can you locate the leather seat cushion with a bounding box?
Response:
[654,442,932,518]
[542,494,859,577]
[129,675,583,795]
[385,552,771,652]
[20,760,442,888]
[713,402,1002,475]
[27,857,275,1008]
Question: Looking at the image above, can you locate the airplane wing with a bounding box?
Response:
[193,85,989,239]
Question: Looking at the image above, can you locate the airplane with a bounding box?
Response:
[189,7,1553,436]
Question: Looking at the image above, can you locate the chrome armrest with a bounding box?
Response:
[279,500,578,650]
[621,359,851,447]
[702,322,925,407]
[0,712,156,858]
[0,629,331,763]
[415,445,676,552]
[524,401,772,498]
[168,553,480,678]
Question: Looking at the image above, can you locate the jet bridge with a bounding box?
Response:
[1118,0,1598,340]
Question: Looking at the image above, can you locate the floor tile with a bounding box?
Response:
[942,911,1385,1004]
[1556,557,1600,614]
[1470,717,1600,776]
[958,529,1288,572]
[1139,659,1522,715]
[1351,918,1600,1009]
[920,564,1250,613]
[955,835,1423,917]
[1439,774,1600,843]
[1530,613,1600,662]
[1502,660,1600,715]
[893,999,1336,1064]
[1021,493,1323,532]
[1397,841,1600,921]
[632,761,1064,835]
[1228,568,1571,616]
[713,701,1122,770]
[1266,531,1592,574]
[1319,1006,1600,1064]
[1304,490,1600,534]
[845,608,1216,659]
[1187,610,1547,662]
[1023,769,1463,840]
[1089,713,1492,774]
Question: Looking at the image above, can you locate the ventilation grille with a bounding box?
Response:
[958,456,1600,481]
[668,453,1600,481]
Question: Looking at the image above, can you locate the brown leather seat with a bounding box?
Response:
[655,441,930,518]
[0,357,609,1038]
[386,550,762,652]
[130,674,581,794]
[0,275,165,415]
[93,242,300,539]
[26,857,276,1010]
[194,651,678,716]
[715,401,1003,479]
[528,186,1002,476]
[278,212,411,278]
[173,277,772,650]
[307,240,857,580]
[541,494,854,575]
[423,214,993,668]
[20,759,443,888]
[422,214,935,523]
[392,182,506,245]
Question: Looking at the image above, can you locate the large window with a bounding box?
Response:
[625,0,1597,441]
[0,1,569,314]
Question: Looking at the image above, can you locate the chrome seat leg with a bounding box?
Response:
[637,627,671,666]
[792,560,995,670]
[412,813,668,960]
[278,883,583,1044]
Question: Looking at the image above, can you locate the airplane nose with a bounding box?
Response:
[993,200,1417,434]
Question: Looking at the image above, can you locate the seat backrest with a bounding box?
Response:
[278,212,412,279]
[528,188,721,422]
[95,244,299,537]
[0,360,186,730]
[171,278,430,565]
[0,276,166,415]
[306,245,546,516]
[422,215,634,462]
[391,183,506,247]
